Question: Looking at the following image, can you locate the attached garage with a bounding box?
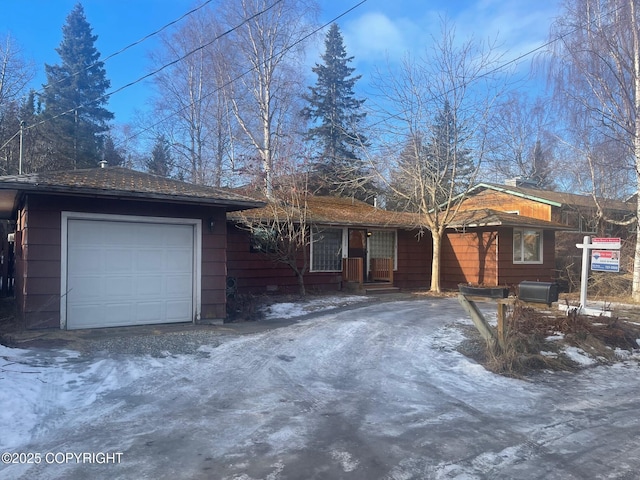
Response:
[61,213,201,329]
[0,166,263,330]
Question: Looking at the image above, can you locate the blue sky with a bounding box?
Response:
[1,0,560,125]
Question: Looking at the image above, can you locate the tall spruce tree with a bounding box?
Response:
[41,3,113,170]
[425,100,474,205]
[146,134,174,177]
[303,23,370,199]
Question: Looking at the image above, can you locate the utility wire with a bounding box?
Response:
[17,0,285,136]
[39,0,215,97]
[366,2,626,132]
[0,0,215,152]
[3,1,622,160]
[115,0,369,147]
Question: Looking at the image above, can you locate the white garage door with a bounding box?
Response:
[65,217,196,329]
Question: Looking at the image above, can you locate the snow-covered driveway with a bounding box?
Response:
[2,297,640,479]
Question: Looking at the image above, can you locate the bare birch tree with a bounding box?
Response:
[548,0,640,299]
[149,9,235,185]
[220,0,318,197]
[484,92,558,189]
[373,19,506,292]
[0,34,35,173]
[236,144,313,295]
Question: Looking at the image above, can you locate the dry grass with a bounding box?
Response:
[481,302,640,377]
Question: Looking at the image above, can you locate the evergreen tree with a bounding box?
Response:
[40,3,113,170]
[425,100,474,205]
[385,101,476,211]
[528,140,554,189]
[302,23,370,199]
[146,134,173,177]
[102,135,125,167]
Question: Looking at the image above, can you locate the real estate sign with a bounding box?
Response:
[591,250,620,272]
[591,237,621,250]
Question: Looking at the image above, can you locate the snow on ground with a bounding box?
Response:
[260,295,371,319]
[2,296,640,479]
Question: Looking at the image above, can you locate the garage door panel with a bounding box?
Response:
[66,218,196,329]
[104,250,133,273]
[166,300,192,320]
[166,275,192,296]
[104,277,134,297]
[135,251,166,272]
[135,302,163,322]
[167,250,193,270]
[68,304,107,329]
[68,248,102,271]
[69,275,104,299]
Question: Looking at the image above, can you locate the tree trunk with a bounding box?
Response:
[430,229,443,292]
[631,0,640,301]
[296,270,306,296]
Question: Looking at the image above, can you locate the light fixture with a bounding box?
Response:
[208,218,216,232]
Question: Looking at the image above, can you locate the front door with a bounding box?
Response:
[348,229,367,281]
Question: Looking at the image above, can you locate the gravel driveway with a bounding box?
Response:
[2,296,640,479]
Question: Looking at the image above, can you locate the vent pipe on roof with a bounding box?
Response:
[99,160,108,168]
[505,177,538,189]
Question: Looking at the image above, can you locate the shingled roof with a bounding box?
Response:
[231,196,571,231]
[0,167,264,217]
[447,208,573,230]
[231,195,421,228]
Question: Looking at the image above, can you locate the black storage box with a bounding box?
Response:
[518,281,559,305]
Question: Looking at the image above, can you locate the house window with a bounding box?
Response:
[368,230,397,269]
[561,210,579,230]
[311,228,343,271]
[579,215,597,234]
[513,229,543,264]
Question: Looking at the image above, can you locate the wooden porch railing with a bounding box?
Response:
[370,257,394,283]
[342,257,363,284]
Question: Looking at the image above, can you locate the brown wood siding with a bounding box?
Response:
[226,223,341,294]
[442,229,498,289]
[497,228,556,286]
[18,193,228,329]
[395,229,431,289]
[459,190,552,221]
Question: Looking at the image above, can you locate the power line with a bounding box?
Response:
[39,1,215,98]
[0,0,216,152]
[116,0,369,147]
[4,1,622,166]
[20,0,285,136]
[366,2,626,132]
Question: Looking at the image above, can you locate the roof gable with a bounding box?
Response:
[467,183,635,212]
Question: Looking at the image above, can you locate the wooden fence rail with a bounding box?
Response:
[370,257,393,283]
[342,257,363,284]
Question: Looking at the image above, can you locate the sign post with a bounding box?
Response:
[564,236,620,317]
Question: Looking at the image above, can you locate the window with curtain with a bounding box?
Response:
[513,229,542,263]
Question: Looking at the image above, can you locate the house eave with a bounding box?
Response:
[468,183,564,207]
[0,184,264,218]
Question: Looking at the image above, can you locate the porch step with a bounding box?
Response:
[364,284,401,295]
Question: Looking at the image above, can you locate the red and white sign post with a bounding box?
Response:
[567,236,621,316]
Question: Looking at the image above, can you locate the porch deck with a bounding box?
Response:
[342,257,399,293]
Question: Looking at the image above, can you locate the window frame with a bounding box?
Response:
[513,228,543,264]
[367,229,398,271]
[310,227,344,272]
